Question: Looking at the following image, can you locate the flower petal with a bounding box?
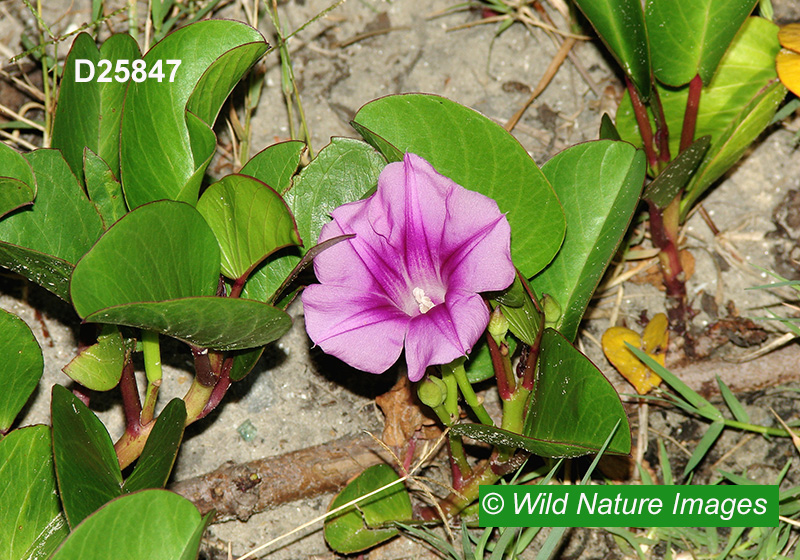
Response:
[302,284,409,373]
[404,290,490,381]
[443,212,515,294]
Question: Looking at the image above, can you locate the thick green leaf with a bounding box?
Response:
[62,326,125,391]
[717,375,750,424]
[240,140,305,194]
[0,141,35,219]
[71,200,290,350]
[646,0,758,86]
[617,17,781,165]
[523,329,631,456]
[352,94,565,278]
[197,174,301,281]
[120,20,267,209]
[0,426,68,560]
[286,137,385,252]
[243,138,385,302]
[71,200,219,318]
[642,135,711,209]
[0,309,43,432]
[52,33,140,182]
[83,149,127,228]
[0,150,104,300]
[228,347,264,382]
[499,274,544,347]
[51,384,123,528]
[573,0,651,100]
[84,297,291,351]
[599,113,621,141]
[50,490,206,560]
[532,141,645,342]
[324,464,411,554]
[123,399,186,493]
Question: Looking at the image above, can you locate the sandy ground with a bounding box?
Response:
[2,0,800,558]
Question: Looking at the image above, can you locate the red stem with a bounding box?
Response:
[119,357,142,437]
[651,86,671,163]
[680,74,703,154]
[197,356,233,419]
[487,332,513,400]
[648,200,686,301]
[626,77,658,168]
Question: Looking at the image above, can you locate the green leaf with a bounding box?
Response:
[62,326,125,391]
[0,150,104,300]
[642,135,711,209]
[51,384,122,528]
[616,17,782,179]
[324,464,411,554]
[287,137,385,251]
[50,490,207,560]
[646,0,758,86]
[532,141,645,341]
[681,80,785,217]
[0,426,68,560]
[499,274,544,346]
[682,420,725,476]
[352,94,565,278]
[0,309,43,432]
[599,113,621,141]
[70,199,292,349]
[123,399,186,493]
[523,329,631,456]
[197,174,301,281]
[120,20,267,209]
[573,0,651,100]
[240,140,305,193]
[71,200,219,317]
[83,149,127,228]
[83,297,291,351]
[0,141,36,219]
[243,138,385,302]
[52,33,140,182]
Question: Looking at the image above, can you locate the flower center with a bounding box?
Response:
[412,287,436,314]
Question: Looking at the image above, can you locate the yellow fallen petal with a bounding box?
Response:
[602,326,660,395]
[777,50,800,98]
[778,23,800,53]
[642,312,669,367]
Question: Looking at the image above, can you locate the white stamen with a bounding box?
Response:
[413,287,435,314]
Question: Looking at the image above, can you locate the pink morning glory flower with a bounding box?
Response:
[301,153,515,382]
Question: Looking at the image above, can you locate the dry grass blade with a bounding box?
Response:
[505,36,576,132]
[771,408,800,454]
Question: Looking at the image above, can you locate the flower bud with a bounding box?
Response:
[417,376,448,409]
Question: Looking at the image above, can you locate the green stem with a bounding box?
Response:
[440,365,460,422]
[446,359,494,426]
[183,375,216,424]
[140,330,163,425]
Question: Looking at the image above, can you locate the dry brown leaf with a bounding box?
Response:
[375,376,441,447]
